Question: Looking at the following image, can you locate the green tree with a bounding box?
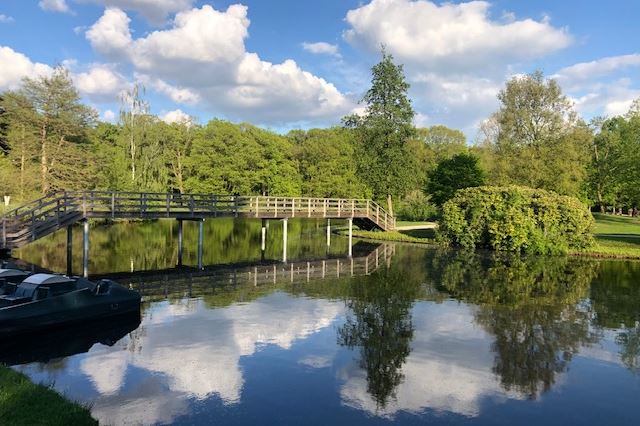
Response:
[427,153,484,205]
[185,120,301,195]
[1,67,96,195]
[289,127,370,198]
[587,117,624,212]
[344,51,416,215]
[487,71,591,196]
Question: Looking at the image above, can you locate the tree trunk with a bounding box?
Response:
[40,124,48,194]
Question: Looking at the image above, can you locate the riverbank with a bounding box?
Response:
[348,215,640,259]
[0,365,97,426]
[572,213,640,259]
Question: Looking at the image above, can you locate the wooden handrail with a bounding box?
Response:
[1,191,395,250]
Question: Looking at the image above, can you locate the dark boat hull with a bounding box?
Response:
[0,284,141,336]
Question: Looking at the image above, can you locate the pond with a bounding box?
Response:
[4,219,640,425]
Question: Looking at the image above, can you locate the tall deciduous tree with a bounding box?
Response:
[289,127,370,198]
[120,83,149,185]
[488,71,591,196]
[344,51,415,215]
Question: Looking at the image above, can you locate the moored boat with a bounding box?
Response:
[0,269,31,295]
[0,273,141,336]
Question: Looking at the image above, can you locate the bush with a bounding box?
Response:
[397,190,438,221]
[439,185,594,254]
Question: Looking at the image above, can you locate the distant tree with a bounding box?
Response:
[427,153,485,205]
[344,50,415,216]
[1,67,96,195]
[487,71,591,196]
[186,120,301,196]
[587,117,624,212]
[119,83,149,185]
[289,127,370,198]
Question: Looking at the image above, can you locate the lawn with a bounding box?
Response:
[0,366,97,426]
[579,213,640,259]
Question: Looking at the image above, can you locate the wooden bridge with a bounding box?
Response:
[1,191,395,252]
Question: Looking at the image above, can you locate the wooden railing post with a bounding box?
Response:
[166,193,170,218]
[2,217,6,249]
[112,192,117,219]
[351,200,355,217]
[308,198,311,218]
[234,196,239,217]
[291,198,295,218]
[31,210,36,242]
[256,196,260,217]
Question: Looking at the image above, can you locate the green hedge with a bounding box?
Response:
[439,186,594,254]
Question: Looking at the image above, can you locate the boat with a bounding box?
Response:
[0,273,141,336]
[0,268,31,295]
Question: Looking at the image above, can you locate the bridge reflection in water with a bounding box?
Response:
[90,242,395,302]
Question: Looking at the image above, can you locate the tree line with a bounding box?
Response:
[1,57,639,218]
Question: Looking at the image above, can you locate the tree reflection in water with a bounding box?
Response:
[434,252,600,399]
[590,261,640,374]
[337,264,422,410]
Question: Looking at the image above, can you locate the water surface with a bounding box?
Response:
[6,220,640,425]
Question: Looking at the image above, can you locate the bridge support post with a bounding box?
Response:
[348,218,353,258]
[282,218,288,263]
[197,219,204,270]
[82,220,89,278]
[66,225,73,276]
[326,219,331,249]
[261,219,267,261]
[177,220,184,266]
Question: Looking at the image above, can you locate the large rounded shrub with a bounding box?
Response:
[439,186,594,254]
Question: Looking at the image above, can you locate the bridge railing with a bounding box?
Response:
[2,191,395,250]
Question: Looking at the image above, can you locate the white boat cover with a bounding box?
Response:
[22,274,72,285]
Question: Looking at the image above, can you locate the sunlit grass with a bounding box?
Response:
[0,366,97,426]
[573,213,640,259]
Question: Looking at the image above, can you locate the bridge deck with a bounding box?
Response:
[1,191,395,250]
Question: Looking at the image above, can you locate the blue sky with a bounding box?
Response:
[1,0,639,140]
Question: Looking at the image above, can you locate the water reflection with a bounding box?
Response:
[8,225,640,425]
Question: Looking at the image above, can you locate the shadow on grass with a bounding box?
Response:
[398,228,437,239]
[593,213,640,225]
[596,234,640,247]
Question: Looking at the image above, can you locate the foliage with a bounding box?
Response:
[0,67,97,198]
[440,185,595,254]
[479,71,592,197]
[288,127,370,198]
[396,190,438,221]
[427,152,485,205]
[344,51,416,214]
[0,365,97,425]
[433,251,598,397]
[185,120,301,195]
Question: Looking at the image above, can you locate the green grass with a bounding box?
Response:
[342,227,438,244]
[572,213,640,259]
[0,365,97,426]
[395,220,437,228]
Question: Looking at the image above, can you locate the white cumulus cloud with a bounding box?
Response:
[344,0,571,74]
[80,0,195,24]
[302,42,340,57]
[160,109,191,124]
[0,14,14,23]
[86,4,352,125]
[343,0,572,136]
[73,63,128,101]
[0,46,53,90]
[39,0,73,14]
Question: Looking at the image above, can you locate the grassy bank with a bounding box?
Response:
[0,365,97,426]
[573,213,640,259]
[350,215,640,259]
[341,222,438,244]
